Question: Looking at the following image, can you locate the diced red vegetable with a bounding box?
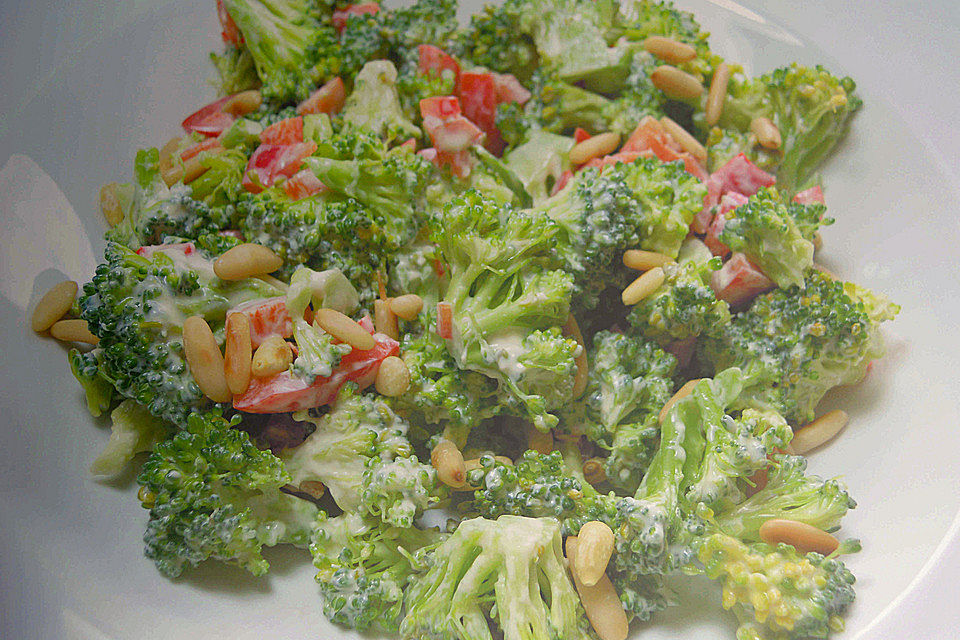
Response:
[260,116,304,145]
[242,141,318,193]
[437,302,453,339]
[793,185,825,205]
[233,329,399,413]
[693,174,724,234]
[574,128,591,144]
[710,252,775,308]
[420,95,462,119]
[332,2,380,33]
[622,117,708,181]
[710,154,776,198]
[296,77,346,116]
[704,192,749,257]
[398,138,417,153]
[551,169,574,196]
[665,336,696,369]
[420,96,481,176]
[136,242,195,259]
[492,73,531,106]
[216,0,244,46]
[180,137,222,161]
[583,150,644,171]
[229,296,295,348]
[417,44,461,93]
[459,72,502,154]
[181,95,235,137]
[283,169,325,201]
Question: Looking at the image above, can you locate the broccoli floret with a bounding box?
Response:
[614,0,718,79]
[705,63,862,192]
[400,515,593,640]
[384,0,459,50]
[186,147,249,207]
[502,130,573,204]
[312,512,445,632]
[602,51,667,136]
[387,238,447,307]
[628,251,730,344]
[137,410,319,577]
[340,60,420,142]
[451,0,539,81]
[69,348,115,417]
[698,271,899,424]
[566,330,678,492]
[719,188,833,288]
[89,399,170,479]
[432,191,579,430]
[210,45,262,96]
[78,243,282,426]
[697,533,857,639]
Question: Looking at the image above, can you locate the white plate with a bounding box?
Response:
[1,1,958,638]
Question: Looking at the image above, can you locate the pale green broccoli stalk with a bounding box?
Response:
[187,147,248,207]
[137,410,319,577]
[341,60,420,142]
[628,250,730,344]
[719,188,832,288]
[387,238,447,308]
[564,330,678,492]
[697,534,858,639]
[69,348,115,417]
[698,271,899,424]
[312,512,445,632]
[705,63,862,192]
[503,130,574,204]
[431,190,578,430]
[210,46,261,96]
[400,516,593,640]
[290,318,350,383]
[89,399,170,479]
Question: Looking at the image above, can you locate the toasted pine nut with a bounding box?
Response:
[389,294,424,321]
[750,116,782,150]
[159,138,183,187]
[183,316,232,402]
[583,458,607,486]
[251,335,293,378]
[223,90,262,117]
[659,378,701,422]
[562,315,588,398]
[526,424,554,455]
[622,266,665,306]
[100,183,124,227]
[214,243,284,281]
[431,439,466,488]
[313,308,376,351]
[642,36,696,64]
[160,164,183,187]
[569,132,620,166]
[224,312,252,395]
[31,280,78,332]
[374,299,399,340]
[299,480,326,499]
[50,319,99,345]
[182,155,211,185]
[623,249,673,271]
[576,521,616,587]
[660,116,707,164]
[791,410,848,455]
[705,62,731,126]
[375,355,410,397]
[566,537,629,640]
[759,519,840,556]
[650,65,704,100]
[812,231,823,251]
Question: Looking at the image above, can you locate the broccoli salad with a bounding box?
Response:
[29,1,901,639]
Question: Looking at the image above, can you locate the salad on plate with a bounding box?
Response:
[28,1,900,639]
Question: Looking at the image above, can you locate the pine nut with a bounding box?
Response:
[642,36,697,64]
[583,458,607,485]
[50,319,99,345]
[181,155,210,184]
[389,294,424,321]
[621,266,665,306]
[374,299,399,340]
[313,308,376,351]
[224,312,252,395]
[31,280,78,332]
[759,519,840,556]
[791,410,848,455]
[431,439,466,488]
[569,132,620,165]
[566,537,629,640]
[100,182,124,227]
[375,355,410,397]
[651,65,704,100]
[660,116,707,164]
[526,423,554,454]
[299,480,326,499]
[575,521,616,587]
[623,249,673,271]
[222,90,262,117]
[705,62,731,126]
[812,231,823,251]
[183,316,232,403]
[751,116,782,150]
[159,137,183,187]
[214,243,284,281]
[562,315,588,398]
[659,378,701,422]
[251,335,293,378]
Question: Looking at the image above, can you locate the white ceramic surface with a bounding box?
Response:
[1,1,958,638]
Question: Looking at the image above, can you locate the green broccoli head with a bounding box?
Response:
[69,348,115,418]
[137,410,319,577]
[698,271,898,424]
[89,399,170,479]
[601,51,667,136]
[401,515,593,640]
[451,0,539,80]
[210,46,261,96]
[339,60,420,142]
